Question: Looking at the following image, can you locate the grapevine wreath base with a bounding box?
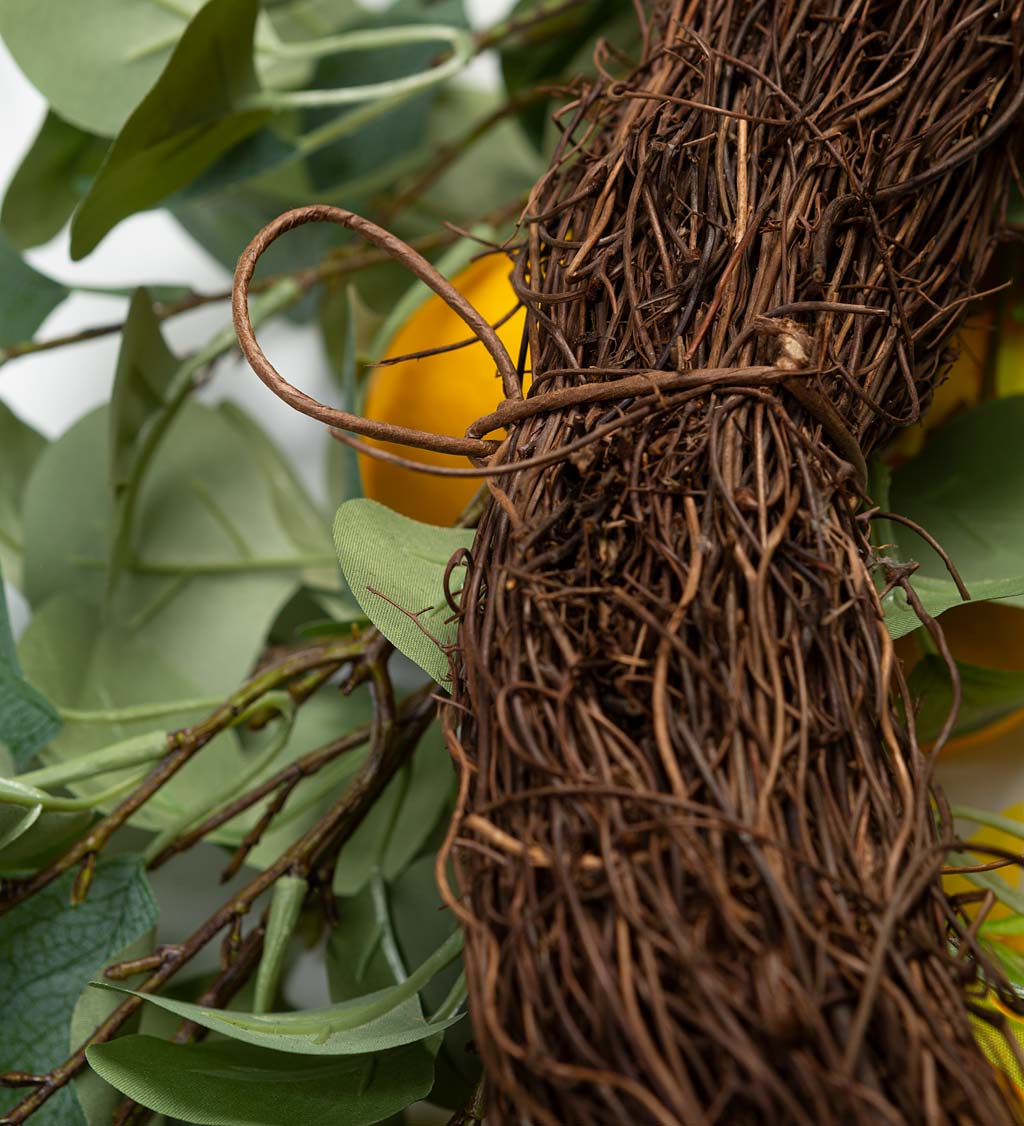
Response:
[233,0,1024,1121]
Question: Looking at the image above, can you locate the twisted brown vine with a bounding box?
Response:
[232,0,1024,1120]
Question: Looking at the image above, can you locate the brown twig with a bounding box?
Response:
[0,638,362,915]
[0,660,435,1124]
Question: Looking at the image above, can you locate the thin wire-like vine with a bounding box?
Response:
[438,1,1024,1122]
[228,1,1024,1118]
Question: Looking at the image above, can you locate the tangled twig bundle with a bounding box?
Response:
[436,1,1024,1122]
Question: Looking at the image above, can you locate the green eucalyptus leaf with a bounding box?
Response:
[0,806,93,874]
[70,0,272,259]
[170,178,339,276]
[499,0,637,147]
[0,856,157,1123]
[0,562,61,770]
[0,799,40,853]
[327,862,476,1109]
[0,111,108,250]
[0,401,46,588]
[333,723,453,896]
[878,400,1024,637]
[387,856,478,1107]
[909,655,1024,744]
[326,883,402,1004]
[91,929,464,1055]
[333,499,474,683]
[301,8,447,195]
[17,592,248,831]
[216,401,337,589]
[110,290,180,497]
[228,684,373,869]
[0,0,205,136]
[86,1036,434,1126]
[21,401,310,655]
[395,85,542,236]
[0,232,69,351]
[69,929,156,1126]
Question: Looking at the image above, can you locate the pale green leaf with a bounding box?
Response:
[0,0,206,136]
[91,929,464,1055]
[70,0,272,258]
[333,500,474,683]
[86,1036,434,1126]
[21,402,308,676]
[16,592,249,832]
[0,857,157,1123]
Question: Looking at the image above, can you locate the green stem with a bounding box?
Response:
[249,25,472,110]
[0,773,148,813]
[18,731,170,788]
[253,875,308,1014]
[57,700,222,725]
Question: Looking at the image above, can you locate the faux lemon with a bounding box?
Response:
[359,255,527,526]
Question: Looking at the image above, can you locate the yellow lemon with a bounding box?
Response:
[359,255,527,526]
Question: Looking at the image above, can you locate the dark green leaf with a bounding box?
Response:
[109,290,179,496]
[500,0,638,147]
[333,723,453,895]
[0,233,69,350]
[327,862,475,1110]
[0,401,46,588]
[393,85,542,236]
[0,857,157,1123]
[301,10,444,195]
[87,1036,433,1126]
[326,884,400,1004]
[0,806,92,874]
[878,401,1024,637]
[0,562,61,770]
[333,499,474,683]
[387,857,478,1107]
[909,655,1024,744]
[0,111,108,250]
[69,930,155,1125]
[170,179,341,277]
[70,0,272,258]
